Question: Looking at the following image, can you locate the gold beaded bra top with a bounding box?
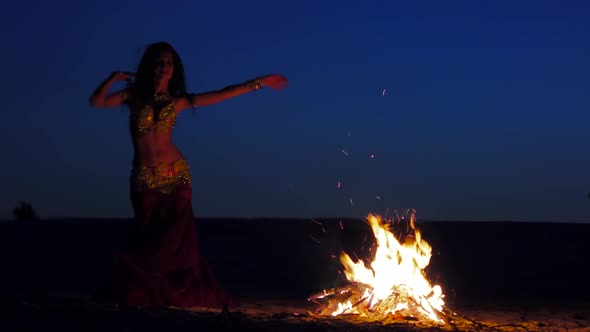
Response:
[130,92,176,136]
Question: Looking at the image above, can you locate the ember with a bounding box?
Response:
[309,213,446,324]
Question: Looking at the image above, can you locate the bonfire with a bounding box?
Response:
[309,212,447,324]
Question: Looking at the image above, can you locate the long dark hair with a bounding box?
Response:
[128,42,188,105]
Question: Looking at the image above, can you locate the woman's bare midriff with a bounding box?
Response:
[131,131,185,167]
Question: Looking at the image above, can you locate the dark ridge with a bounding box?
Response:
[0,218,588,307]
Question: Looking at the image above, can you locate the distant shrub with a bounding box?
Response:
[13,201,40,221]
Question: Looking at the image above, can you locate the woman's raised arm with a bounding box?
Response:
[176,74,288,112]
[89,71,135,108]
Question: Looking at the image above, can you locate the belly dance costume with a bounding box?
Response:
[101,92,236,309]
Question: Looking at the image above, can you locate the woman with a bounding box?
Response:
[89,42,288,309]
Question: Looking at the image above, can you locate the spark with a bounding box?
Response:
[339,220,344,230]
[370,154,375,159]
[337,181,341,189]
[309,235,321,244]
[382,88,387,96]
[340,149,349,157]
[322,227,326,233]
[376,195,381,200]
[312,219,322,225]
[349,198,354,207]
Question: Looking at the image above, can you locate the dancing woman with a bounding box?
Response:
[89,42,288,308]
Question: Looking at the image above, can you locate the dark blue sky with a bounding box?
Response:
[2,1,589,222]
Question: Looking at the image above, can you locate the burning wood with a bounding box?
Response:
[309,213,447,325]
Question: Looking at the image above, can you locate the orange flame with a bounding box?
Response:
[312,213,446,324]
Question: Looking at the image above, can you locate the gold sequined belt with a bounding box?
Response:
[130,159,192,194]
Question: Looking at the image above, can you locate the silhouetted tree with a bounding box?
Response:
[13,201,40,221]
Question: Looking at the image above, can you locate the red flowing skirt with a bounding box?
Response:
[100,176,237,309]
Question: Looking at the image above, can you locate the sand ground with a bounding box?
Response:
[0,218,588,331]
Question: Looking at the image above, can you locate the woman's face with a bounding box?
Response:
[154,51,174,83]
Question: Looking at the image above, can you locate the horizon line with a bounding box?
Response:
[1,216,589,225]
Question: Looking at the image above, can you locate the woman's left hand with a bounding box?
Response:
[260,74,288,91]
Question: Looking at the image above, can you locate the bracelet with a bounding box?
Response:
[245,78,263,92]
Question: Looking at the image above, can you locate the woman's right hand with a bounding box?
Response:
[111,71,135,81]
